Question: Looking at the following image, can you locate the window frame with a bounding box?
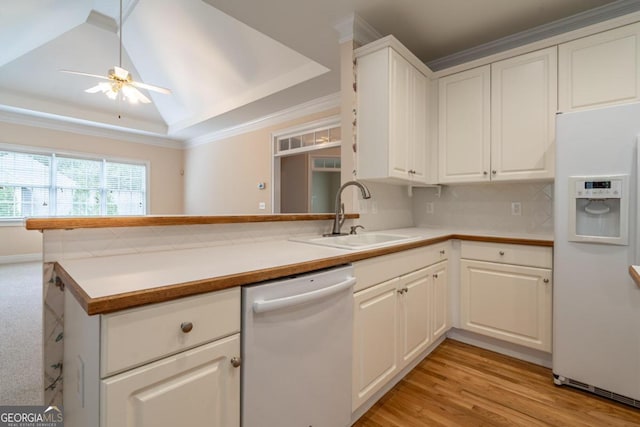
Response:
[0,143,150,225]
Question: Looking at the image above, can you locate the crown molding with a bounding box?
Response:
[0,106,183,149]
[427,0,640,71]
[334,13,382,46]
[184,92,341,149]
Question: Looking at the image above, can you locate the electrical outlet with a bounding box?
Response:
[511,202,522,216]
[259,202,266,210]
[426,202,434,214]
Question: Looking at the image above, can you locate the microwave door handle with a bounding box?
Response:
[252,277,356,314]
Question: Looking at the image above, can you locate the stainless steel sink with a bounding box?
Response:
[291,232,418,250]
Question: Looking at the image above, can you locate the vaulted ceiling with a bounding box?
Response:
[0,0,628,146]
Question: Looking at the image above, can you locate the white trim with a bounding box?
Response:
[184,92,341,149]
[0,253,42,265]
[428,1,640,71]
[353,14,383,47]
[0,219,26,227]
[0,106,183,150]
[272,115,341,140]
[274,141,342,158]
[334,13,382,46]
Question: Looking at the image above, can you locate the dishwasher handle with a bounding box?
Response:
[253,276,356,314]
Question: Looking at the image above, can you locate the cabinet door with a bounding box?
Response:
[410,68,428,184]
[430,261,449,341]
[397,268,431,369]
[101,335,240,427]
[389,50,412,180]
[559,22,640,111]
[352,277,400,411]
[438,66,491,183]
[491,47,557,181]
[460,260,552,352]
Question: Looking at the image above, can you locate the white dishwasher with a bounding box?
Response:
[241,264,355,427]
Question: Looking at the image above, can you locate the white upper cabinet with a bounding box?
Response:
[491,47,557,181]
[438,47,556,183]
[356,36,431,185]
[559,22,640,112]
[438,65,491,183]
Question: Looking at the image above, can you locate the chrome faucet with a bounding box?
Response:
[327,181,371,236]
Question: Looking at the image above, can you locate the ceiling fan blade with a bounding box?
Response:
[122,84,151,104]
[60,69,110,80]
[85,84,106,93]
[130,80,171,95]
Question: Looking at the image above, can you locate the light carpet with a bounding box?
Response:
[0,261,43,405]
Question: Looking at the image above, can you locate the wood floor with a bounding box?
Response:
[354,339,640,426]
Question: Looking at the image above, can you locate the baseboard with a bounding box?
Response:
[0,253,42,265]
[447,328,552,368]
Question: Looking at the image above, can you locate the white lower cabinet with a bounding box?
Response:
[101,335,240,427]
[352,277,401,411]
[352,245,449,411]
[64,288,241,427]
[459,241,552,352]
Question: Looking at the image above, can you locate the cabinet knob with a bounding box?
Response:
[439,250,445,255]
[492,170,497,175]
[483,171,488,176]
[230,356,242,368]
[397,287,408,295]
[499,251,505,256]
[433,274,439,279]
[180,322,193,333]
[543,278,550,284]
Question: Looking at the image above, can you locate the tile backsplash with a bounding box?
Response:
[412,182,554,235]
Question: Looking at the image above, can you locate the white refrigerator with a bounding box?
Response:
[554,102,640,406]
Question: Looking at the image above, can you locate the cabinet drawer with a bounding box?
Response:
[353,241,449,292]
[460,241,551,268]
[100,288,240,377]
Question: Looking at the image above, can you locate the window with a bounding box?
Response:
[0,148,147,219]
[275,122,341,156]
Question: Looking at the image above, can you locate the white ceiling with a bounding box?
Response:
[0,0,628,146]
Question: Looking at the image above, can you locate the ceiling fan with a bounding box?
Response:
[60,0,170,104]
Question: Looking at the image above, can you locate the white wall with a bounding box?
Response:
[183,108,339,214]
[0,121,184,260]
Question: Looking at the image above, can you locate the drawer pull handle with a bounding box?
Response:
[543,278,550,284]
[499,251,505,256]
[180,322,193,333]
[397,288,408,295]
[230,356,242,368]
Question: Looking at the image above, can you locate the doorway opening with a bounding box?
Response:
[273,117,341,213]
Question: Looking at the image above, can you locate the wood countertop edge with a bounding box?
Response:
[629,265,640,287]
[26,213,359,230]
[55,233,554,315]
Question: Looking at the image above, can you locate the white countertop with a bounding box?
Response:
[56,227,552,313]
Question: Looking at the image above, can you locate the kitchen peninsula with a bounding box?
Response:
[27,214,553,426]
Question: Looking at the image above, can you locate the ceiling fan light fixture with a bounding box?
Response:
[61,0,170,106]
